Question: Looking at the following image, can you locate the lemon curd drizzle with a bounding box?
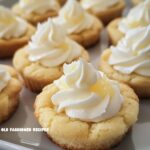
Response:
[90,79,115,99]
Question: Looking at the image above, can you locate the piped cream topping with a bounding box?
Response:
[52,59,123,122]
[27,19,82,67]
[19,0,60,14]
[81,0,119,13]
[109,25,150,77]
[54,0,94,34]
[119,0,150,33]
[0,6,27,39]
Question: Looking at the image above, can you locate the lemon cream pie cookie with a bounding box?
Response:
[34,59,139,150]
[0,6,35,58]
[13,19,89,93]
[107,0,150,45]
[81,0,125,25]
[0,65,22,123]
[12,0,60,26]
[54,0,103,48]
[100,26,150,98]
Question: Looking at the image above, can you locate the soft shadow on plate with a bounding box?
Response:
[138,100,150,123]
[0,87,36,149]
[0,0,14,7]
[89,29,109,68]
[38,132,63,150]
[114,130,135,150]
[0,89,27,144]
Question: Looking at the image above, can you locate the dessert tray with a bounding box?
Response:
[0,0,150,150]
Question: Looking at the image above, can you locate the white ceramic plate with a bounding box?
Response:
[0,0,150,150]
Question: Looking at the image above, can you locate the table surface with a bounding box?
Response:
[0,0,150,150]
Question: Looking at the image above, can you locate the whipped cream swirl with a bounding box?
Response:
[19,0,60,14]
[54,0,94,34]
[119,0,150,33]
[52,59,123,122]
[109,25,150,77]
[81,0,119,12]
[27,19,82,67]
[0,6,27,39]
[0,66,11,92]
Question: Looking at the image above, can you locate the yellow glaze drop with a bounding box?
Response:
[90,79,114,99]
